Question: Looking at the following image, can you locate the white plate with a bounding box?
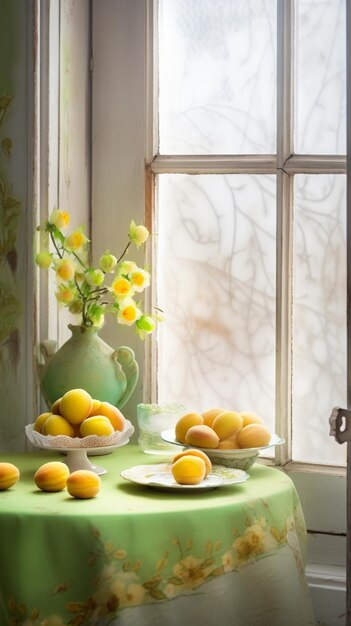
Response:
[161,429,285,458]
[121,463,249,492]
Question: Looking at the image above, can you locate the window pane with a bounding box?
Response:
[295,0,346,154]
[292,175,346,465]
[158,0,277,155]
[156,174,276,436]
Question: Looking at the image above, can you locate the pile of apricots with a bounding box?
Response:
[175,408,271,451]
[171,448,212,486]
[33,388,126,439]
[0,461,100,498]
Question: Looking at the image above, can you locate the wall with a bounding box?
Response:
[0,1,36,452]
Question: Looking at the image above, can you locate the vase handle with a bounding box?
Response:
[112,346,139,409]
[37,339,58,375]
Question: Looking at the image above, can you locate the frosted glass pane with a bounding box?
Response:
[157,174,276,435]
[158,0,277,154]
[293,175,346,465]
[295,0,346,154]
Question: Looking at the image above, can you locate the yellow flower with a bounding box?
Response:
[222,550,234,572]
[111,276,133,299]
[35,251,52,269]
[129,220,149,247]
[173,555,206,588]
[55,258,75,281]
[65,227,89,251]
[117,260,137,276]
[130,268,150,292]
[110,579,146,608]
[55,284,75,304]
[117,299,142,326]
[50,209,70,229]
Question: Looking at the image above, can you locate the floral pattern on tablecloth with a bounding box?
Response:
[7,501,307,626]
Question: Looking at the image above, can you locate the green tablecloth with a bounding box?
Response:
[0,446,315,626]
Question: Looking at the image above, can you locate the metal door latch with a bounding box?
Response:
[329,406,351,444]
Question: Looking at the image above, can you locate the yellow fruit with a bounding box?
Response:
[171,455,206,485]
[88,398,102,416]
[185,424,219,449]
[42,414,75,437]
[60,388,93,425]
[212,411,243,441]
[173,448,212,477]
[34,461,69,492]
[66,470,101,499]
[217,435,240,449]
[89,401,125,431]
[51,398,62,415]
[236,424,271,448]
[201,407,226,428]
[0,463,20,490]
[80,415,114,438]
[240,411,263,428]
[33,412,52,433]
[175,412,203,444]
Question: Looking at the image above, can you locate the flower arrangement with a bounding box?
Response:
[35,209,160,338]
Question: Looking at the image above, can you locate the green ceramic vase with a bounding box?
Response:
[37,324,139,410]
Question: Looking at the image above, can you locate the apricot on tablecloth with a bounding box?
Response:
[66,470,101,499]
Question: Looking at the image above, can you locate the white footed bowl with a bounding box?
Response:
[161,429,284,471]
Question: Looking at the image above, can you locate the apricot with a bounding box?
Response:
[173,448,212,477]
[89,401,125,431]
[33,412,52,433]
[0,463,20,490]
[212,411,243,441]
[66,469,101,499]
[175,412,203,444]
[80,415,114,438]
[240,411,263,428]
[88,398,102,416]
[185,424,219,449]
[34,461,69,492]
[51,397,62,415]
[202,407,226,428]
[236,423,271,448]
[42,414,75,437]
[171,455,206,485]
[217,435,240,450]
[60,388,93,425]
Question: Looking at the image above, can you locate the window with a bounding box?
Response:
[154,0,347,469]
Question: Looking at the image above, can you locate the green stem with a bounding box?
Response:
[50,232,64,259]
[70,249,88,269]
[116,240,131,264]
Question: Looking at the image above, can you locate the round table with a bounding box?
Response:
[0,446,315,625]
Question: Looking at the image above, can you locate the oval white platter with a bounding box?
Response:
[161,429,285,458]
[121,463,249,492]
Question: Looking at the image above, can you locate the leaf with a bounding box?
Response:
[210,566,225,577]
[66,601,86,613]
[143,578,161,590]
[149,589,168,601]
[167,576,183,585]
[1,137,12,157]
